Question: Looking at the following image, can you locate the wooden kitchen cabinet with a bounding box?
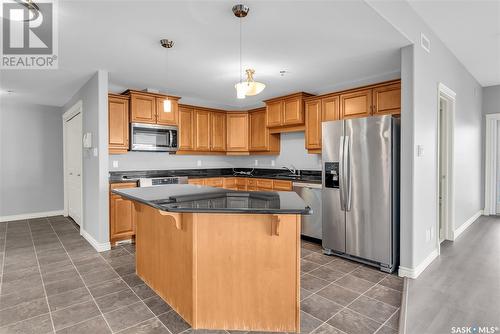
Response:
[108,94,130,154]
[272,180,293,191]
[130,92,157,124]
[188,178,205,186]
[322,95,340,121]
[373,82,401,115]
[249,108,280,153]
[226,113,249,153]
[179,106,195,151]
[156,97,179,125]
[256,178,273,191]
[205,178,224,188]
[194,109,211,151]
[237,178,249,190]
[305,99,322,151]
[223,177,237,190]
[340,89,372,119]
[109,182,137,245]
[210,112,227,152]
[264,92,313,131]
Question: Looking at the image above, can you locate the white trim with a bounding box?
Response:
[62,101,83,226]
[453,210,482,240]
[436,83,456,254]
[398,249,439,279]
[0,210,65,222]
[80,228,111,252]
[484,114,500,215]
[399,278,409,334]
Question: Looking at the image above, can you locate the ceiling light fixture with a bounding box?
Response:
[160,39,174,112]
[233,4,265,99]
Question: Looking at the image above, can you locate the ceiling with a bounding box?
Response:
[0,1,410,108]
[408,0,500,87]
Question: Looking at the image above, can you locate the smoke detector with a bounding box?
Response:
[160,39,174,49]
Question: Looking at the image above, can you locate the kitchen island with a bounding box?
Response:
[113,184,311,332]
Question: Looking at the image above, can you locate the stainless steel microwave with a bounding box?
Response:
[130,123,178,152]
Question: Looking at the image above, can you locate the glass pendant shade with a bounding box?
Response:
[244,81,266,96]
[163,99,172,112]
[235,82,248,99]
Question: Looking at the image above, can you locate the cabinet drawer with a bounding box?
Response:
[256,179,273,190]
[273,180,292,191]
[188,178,205,186]
[223,177,236,188]
[205,178,223,188]
[110,182,137,190]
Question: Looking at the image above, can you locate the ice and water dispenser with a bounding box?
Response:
[324,162,339,188]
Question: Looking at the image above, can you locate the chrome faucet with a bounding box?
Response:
[282,165,299,176]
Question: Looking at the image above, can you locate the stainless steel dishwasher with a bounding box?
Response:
[293,182,322,240]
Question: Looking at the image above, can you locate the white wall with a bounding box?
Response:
[0,101,64,219]
[483,85,500,115]
[367,1,484,274]
[109,131,322,171]
[63,70,109,247]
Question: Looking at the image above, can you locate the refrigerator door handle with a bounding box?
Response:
[344,135,352,211]
[339,135,346,210]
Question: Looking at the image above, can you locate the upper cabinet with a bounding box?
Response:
[249,108,280,153]
[156,97,179,125]
[373,82,401,115]
[226,112,249,153]
[194,109,211,151]
[210,112,227,152]
[126,90,180,126]
[264,92,313,132]
[305,99,322,152]
[322,96,340,122]
[108,94,130,154]
[178,105,195,151]
[340,89,372,119]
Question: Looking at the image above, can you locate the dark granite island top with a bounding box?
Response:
[113,184,312,215]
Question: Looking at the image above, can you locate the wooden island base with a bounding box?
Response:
[134,202,301,332]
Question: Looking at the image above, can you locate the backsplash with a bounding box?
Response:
[109,132,322,171]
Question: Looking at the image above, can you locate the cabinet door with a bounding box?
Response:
[305,99,322,150]
[108,95,129,154]
[256,178,273,191]
[194,109,211,151]
[322,96,340,121]
[156,97,179,125]
[130,93,156,124]
[272,180,292,191]
[227,113,249,152]
[373,83,401,115]
[249,109,268,151]
[179,106,194,150]
[110,195,135,238]
[283,97,304,125]
[340,89,372,119]
[210,112,227,152]
[266,100,283,127]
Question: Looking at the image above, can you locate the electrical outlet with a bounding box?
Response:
[112,160,119,168]
[197,160,202,167]
[93,147,98,157]
[271,160,275,167]
[254,159,258,166]
[417,145,424,157]
[430,226,435,240]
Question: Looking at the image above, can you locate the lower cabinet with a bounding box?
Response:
[188,177,292,192]
[110,182,137,245]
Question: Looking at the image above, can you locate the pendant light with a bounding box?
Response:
[233,4,265,99]
[160,39,174,112]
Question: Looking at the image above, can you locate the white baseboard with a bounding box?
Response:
[0,210,65,223]
[398,248,439,279]
[453,210,483,240]
[80,228,111,252]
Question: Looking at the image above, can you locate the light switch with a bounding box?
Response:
[254,160,258,166]
[112,160,119,168]
[271,160,275,166]
[93,147,98,157]
[197,160,202,167]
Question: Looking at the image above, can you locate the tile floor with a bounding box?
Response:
[0,216,402,334]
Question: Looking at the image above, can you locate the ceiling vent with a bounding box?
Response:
[420,33,430,53]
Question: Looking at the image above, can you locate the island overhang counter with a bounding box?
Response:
[113,184,311,332]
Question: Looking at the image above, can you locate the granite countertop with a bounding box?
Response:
[113,184,312,215]
[109,168,322,184]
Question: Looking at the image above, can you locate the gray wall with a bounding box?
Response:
[368,1,484,271]
[483,85,500,115]
[64,70,109,245]
[0,101,64,218]
[109,132,322,171]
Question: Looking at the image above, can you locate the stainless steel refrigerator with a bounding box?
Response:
[322,115,400,272]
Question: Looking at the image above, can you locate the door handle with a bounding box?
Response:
[339,136,346,210]
[69,172,73,175]
[77,174,81,177]
[344,136,352,211]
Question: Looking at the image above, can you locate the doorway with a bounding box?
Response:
[436,83,455,247]
[63,102,83,226]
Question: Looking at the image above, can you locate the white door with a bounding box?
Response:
[66,113,82,226]
[438,99,448,243]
